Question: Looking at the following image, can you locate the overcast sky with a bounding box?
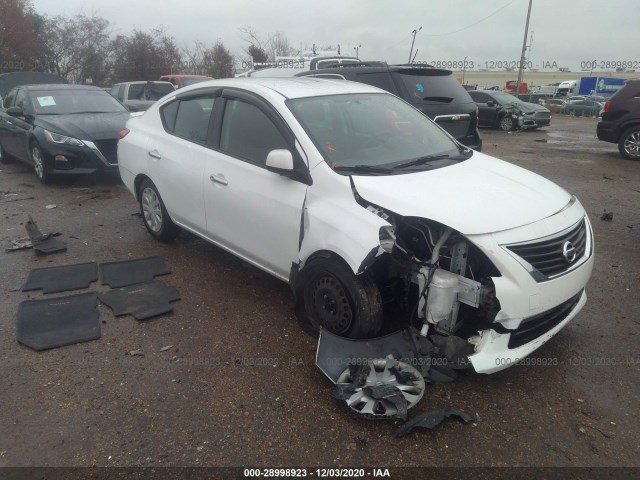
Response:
[31,0,638,70]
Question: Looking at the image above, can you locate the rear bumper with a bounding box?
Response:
[596,120,618,143]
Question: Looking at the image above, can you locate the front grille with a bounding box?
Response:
[434,115,472,140]
[94,139,118,164]
[508,289,583,349]
[507,218,588,280]
[535,111,551,120]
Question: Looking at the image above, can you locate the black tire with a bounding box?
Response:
[30,141,49,183]
[618,126,640,160]
[0,142,14,164]
[294,257,383,339]
[138,178,180,241]
[498,115,514,131]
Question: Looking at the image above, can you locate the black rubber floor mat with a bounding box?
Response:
[22,262,98,294]
[99,256,171,288]
[16,292,101,351]
[98,281,180,320]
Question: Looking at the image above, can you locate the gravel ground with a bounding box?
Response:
[0,115,638,468]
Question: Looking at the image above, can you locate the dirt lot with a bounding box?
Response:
[1,115,639,469]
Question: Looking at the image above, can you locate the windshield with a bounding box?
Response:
[488,92,521,105]
[183,77,211,86]
[29,89,127,114]
[128,82,174,101]
[288,93,469,174]
[396,70,472,104]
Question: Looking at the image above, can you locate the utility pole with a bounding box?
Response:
[515,0,533,98]
[462,56,468,85]
[354,45,361,58]
[408,27,422,64]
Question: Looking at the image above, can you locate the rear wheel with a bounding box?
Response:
[138,178,180,241]
[295,258,383,339]
[31,142,49,183]
[618,126,640,160]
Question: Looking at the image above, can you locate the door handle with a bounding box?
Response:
[210,174,228,186]
[148,150,161,159]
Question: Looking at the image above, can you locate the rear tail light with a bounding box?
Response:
[603,99,611,113]
[117,128,130,140]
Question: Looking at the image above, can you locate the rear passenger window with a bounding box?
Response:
[161,101,180,132]
[220,99,289,165]
[170,96,215,143]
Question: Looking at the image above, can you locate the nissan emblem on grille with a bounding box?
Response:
[562,241,577,263]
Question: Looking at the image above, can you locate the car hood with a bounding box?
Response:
[35,112,131,141]
[351,151,571,235]
[516,102,550,113]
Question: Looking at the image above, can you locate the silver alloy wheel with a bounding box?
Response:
[141,187,163,233]
[32,145,44,179]
[623,130,640,158]
[336,357,425,418]
[499,116,513,131]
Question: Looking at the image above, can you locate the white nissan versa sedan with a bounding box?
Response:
[118,78,593,375]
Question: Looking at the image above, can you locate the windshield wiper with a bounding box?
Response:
[333,165,394,174]
[392,154,451,169]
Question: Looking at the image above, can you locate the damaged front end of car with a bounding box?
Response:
[315,196,504,387]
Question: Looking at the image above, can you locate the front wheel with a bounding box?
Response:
[138,179,180,241]
[31,142,49,183]
[618,126,640,160]
[498,115,514,131]
[295,258,383,339]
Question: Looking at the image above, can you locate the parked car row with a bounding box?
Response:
[540,96,606,117]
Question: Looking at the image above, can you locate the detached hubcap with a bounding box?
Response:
[141,187,163,232]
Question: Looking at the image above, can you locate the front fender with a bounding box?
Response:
[299,163,389,274]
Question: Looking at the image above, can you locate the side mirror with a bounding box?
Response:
[266,149,313,185]
[266,149,294,172]
[486,100,496,107]
[127,104,140,112]
[6,106,24,117]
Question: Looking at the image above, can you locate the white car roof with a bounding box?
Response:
[176,77,383,100]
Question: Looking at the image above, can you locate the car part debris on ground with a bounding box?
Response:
[317,328,475,434]
[12,215,67,255]
[393,409,475,438]
[601,210,613,221]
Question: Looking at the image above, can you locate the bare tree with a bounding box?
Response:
[182,40,208,75]
[269,32,295,60]
[36,14,112,84]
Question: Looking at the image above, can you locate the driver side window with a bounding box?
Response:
[220,98,289,166]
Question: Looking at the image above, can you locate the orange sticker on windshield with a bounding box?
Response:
[325,141,337,153]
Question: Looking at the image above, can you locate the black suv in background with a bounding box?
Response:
[597,80,640,160]
[296,64,482,151]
